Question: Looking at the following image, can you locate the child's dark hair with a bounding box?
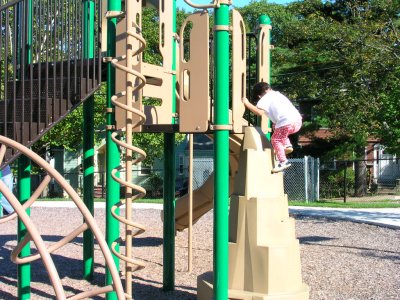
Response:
[251,82,271,104]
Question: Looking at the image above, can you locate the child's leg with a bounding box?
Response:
[0,173,14,213]
[284,137,292,148]
[284,137,293,154]
[284,120,302,153]
[271,125,291,162]
[288,120,302,135]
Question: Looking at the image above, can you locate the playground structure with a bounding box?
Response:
[0,1,309,300]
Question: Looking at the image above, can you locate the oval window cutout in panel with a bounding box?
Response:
[183,70,190,102]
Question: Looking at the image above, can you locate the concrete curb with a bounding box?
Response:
[31,202,400,229]
[289,206,400,229]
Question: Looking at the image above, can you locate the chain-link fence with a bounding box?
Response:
[28,156,399,202]
[318,158,400,201]
[29,158,215,199]
[284,157,319,202]
[175,158,214,197]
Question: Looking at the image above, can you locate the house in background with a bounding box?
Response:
[373,145,400,187]
[296,98,399,189]
[173,134,214,195]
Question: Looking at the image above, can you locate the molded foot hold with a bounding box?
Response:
[284,146,293,154]
[272,162,291,173]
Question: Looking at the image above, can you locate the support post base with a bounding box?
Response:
[198,272,309,300]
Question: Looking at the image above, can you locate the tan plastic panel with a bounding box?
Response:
[115,2,174,131]
[178,12,210,133]
[258,24,272,134]
[115,2,143,131]
[257,25,271,83]
[140,0,174,127]
[159,0,174,73]
[141,62,173,127]
[232,9,247,134]
[101,0,107,53]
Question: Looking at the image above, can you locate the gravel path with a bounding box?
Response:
[1,207,399,299]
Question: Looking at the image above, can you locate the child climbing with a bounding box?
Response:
[0,165,14,215]
[242,82,302,173]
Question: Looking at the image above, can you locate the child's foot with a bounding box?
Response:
[272,160,291,173]
[284,146,293,154]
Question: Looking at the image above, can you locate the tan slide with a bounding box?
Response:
[174,132,244,231]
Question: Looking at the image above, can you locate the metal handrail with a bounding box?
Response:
[0,0,23,12]
[0,0,102,166]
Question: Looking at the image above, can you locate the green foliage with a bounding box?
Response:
[296,1,398,157]
[241,0,400,158]
[320,167,355,199]
[146,172,163,197]
[133,132,186,166]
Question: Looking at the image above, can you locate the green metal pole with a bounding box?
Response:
[18,1,32,298]
[18,156,31,299]
[170,0,177,118]
[163,133,176,290]
[163,0,177,291]
[106,0,121,299]
[214,4,230,300]
[82,0,95,281]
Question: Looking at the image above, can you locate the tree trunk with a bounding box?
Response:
[354,160,367,197]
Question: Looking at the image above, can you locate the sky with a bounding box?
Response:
[177,0,295,11]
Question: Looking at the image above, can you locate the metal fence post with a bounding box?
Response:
[343,161,347,203]
[304,156,309,203]
[315,158,320,201]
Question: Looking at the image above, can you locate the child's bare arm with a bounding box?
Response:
[242,98,265,117]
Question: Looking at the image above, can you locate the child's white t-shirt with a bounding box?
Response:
[256,90,302,128]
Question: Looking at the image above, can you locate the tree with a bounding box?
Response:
[240,0,399,156]
[285,1,398,155]
[239,0,399,195]
[285,0,399,196]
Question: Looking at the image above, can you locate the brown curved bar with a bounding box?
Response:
[67,285,114,300]
[11,223,89,265]
[0,174,51,224]
[0,135,125,299]
[0,180,67,299]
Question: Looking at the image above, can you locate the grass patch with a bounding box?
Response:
[136,198,163,204]
[289,200,400,209]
